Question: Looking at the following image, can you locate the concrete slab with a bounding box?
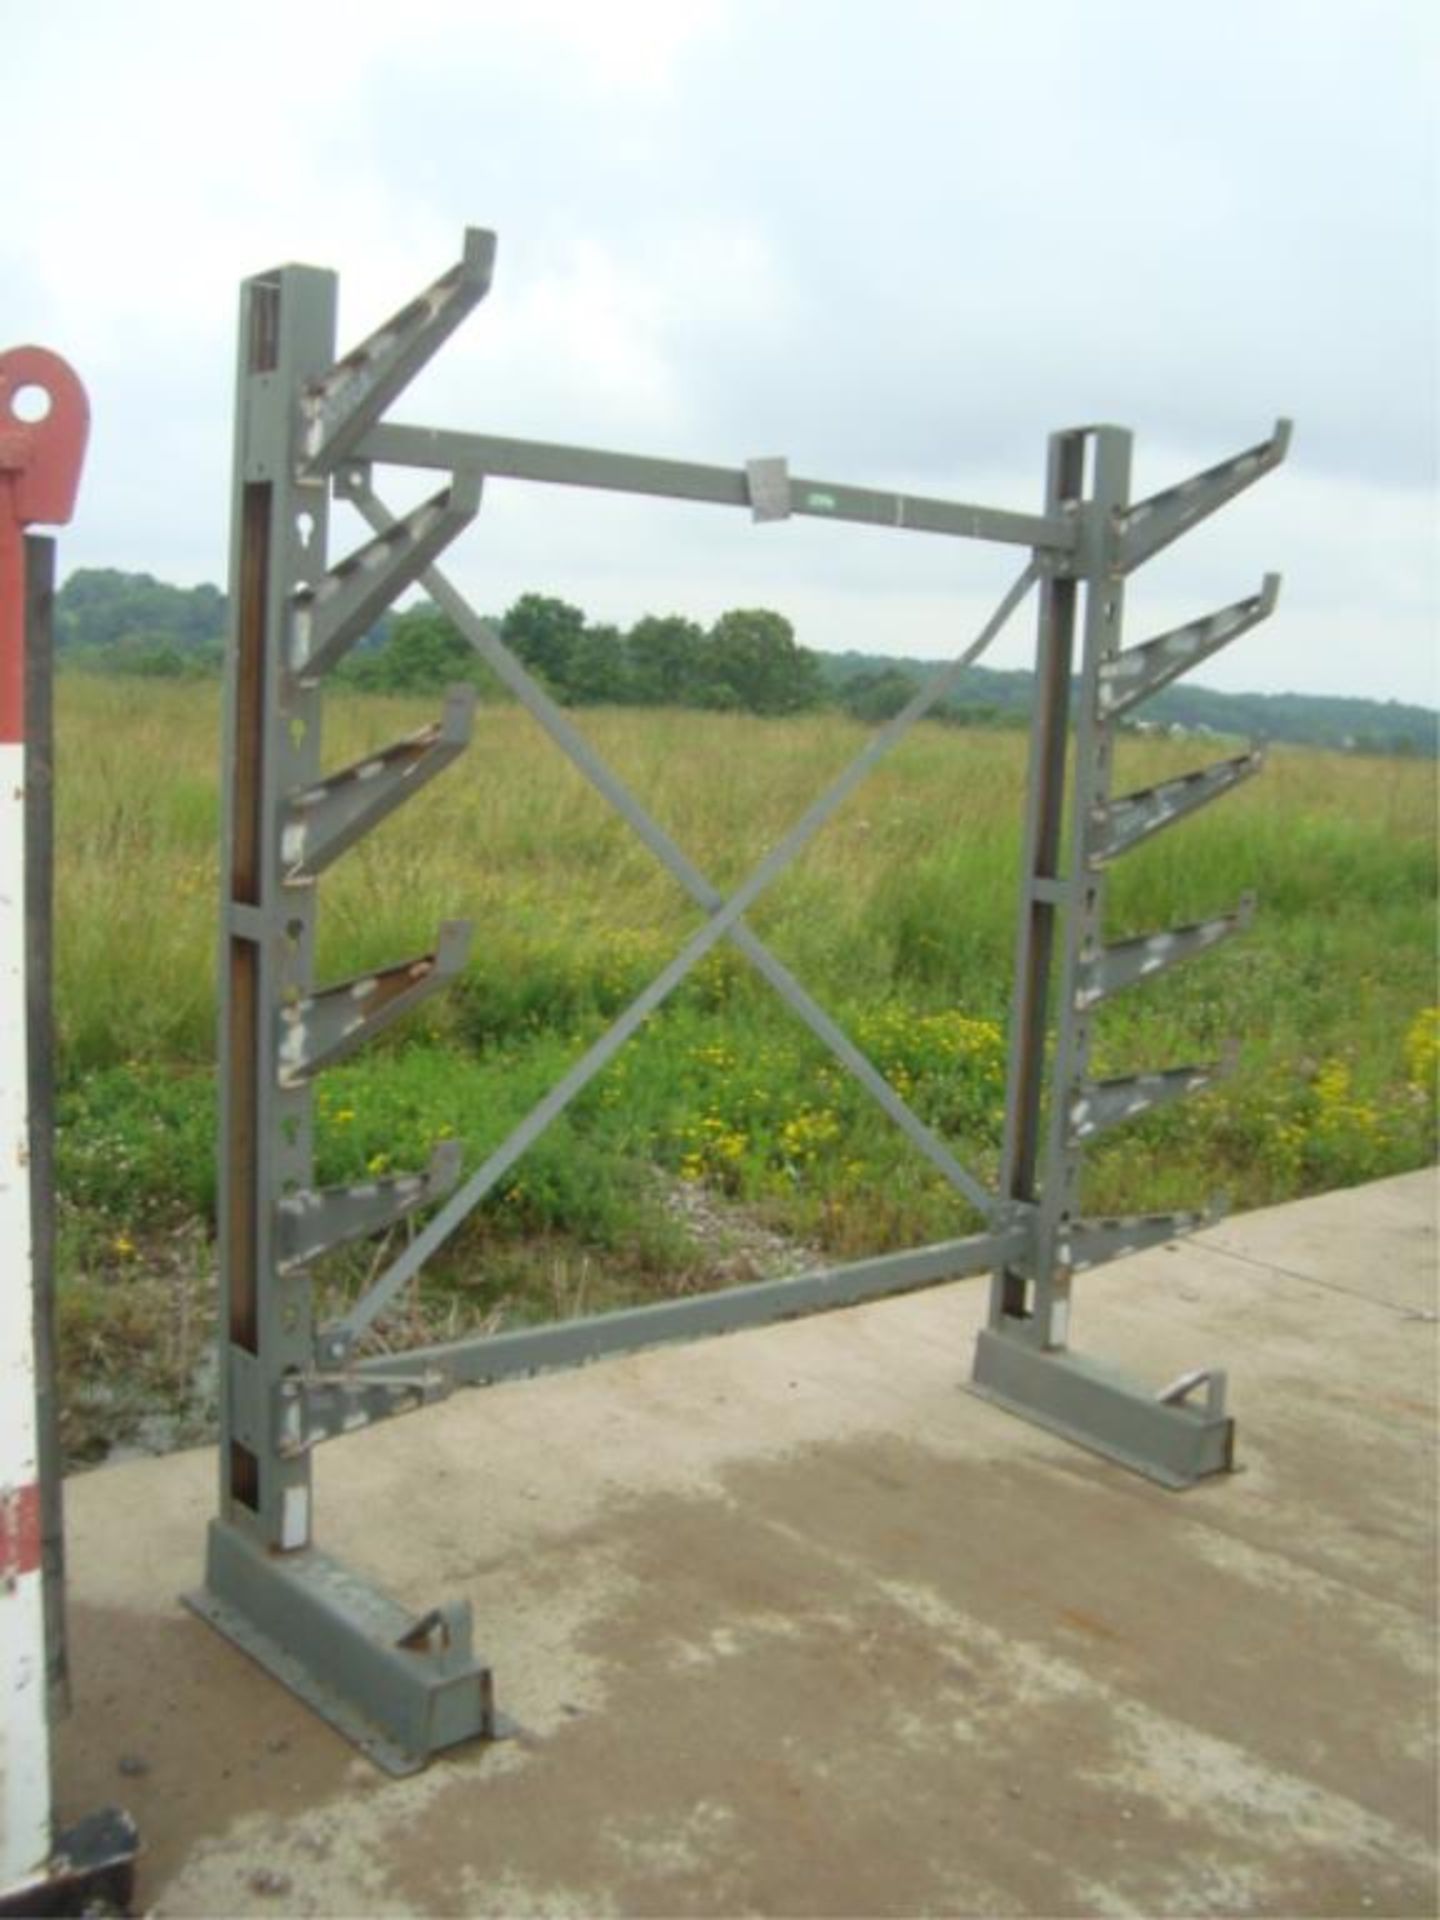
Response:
[53,1171,1438,1917]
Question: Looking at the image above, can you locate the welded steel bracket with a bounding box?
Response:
[276,1141,462,1271]
[274,1368,453,1457]
[1090,750,1264,863]
[292,474,482,679]
[1116,421,1290,572]
[281,688,477,879]
[1098,579,1279,720]
[1074,896,1255,1008]
[278,922,473,1083]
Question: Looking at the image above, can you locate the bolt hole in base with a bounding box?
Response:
[9,383,51,423]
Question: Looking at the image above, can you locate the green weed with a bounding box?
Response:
[52,676,1437,1369]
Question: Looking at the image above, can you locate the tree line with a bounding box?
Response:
[354,596,834,716]
[53,569,938,724]
[52,568,1439,752]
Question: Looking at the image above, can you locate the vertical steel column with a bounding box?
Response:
[974,427,1244,1487]
[990,428,1086,1333]
[990,428,1131,1344]
[189,251,502,1776]
[213,263,335,1552]
[1029,426,1132,1346]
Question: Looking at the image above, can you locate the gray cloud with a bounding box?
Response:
[2,0,1434,701]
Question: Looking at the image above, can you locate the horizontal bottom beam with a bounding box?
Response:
[969,1328,1235,1490]
[356,1226,1024,1389]
[185,1521,511,1776]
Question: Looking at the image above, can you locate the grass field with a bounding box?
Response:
[52,674,1437,1455]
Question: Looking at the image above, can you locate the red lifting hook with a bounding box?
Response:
[0,346,90,741]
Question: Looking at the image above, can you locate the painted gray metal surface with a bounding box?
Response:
[978,408,1285,1476]
[971,1329,1234,1488]
[354,1226,1025,1392]
[187,1523,503,1777]
[356,421,1072,552]
[1073,895,1255,1009]
[279,923,473,1085]
[281,686,476,880]
[1117,422,1290,573]
[1092,750,1265,864]
[292,475,481,680]
[1098,578,1280,720]
[198,225,1289,1772]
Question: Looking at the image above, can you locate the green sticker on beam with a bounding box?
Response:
[805,491,837,511]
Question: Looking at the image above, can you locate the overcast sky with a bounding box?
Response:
[5,0,1436,703]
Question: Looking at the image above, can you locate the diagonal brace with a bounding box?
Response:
[343,482,1015,1208]
[319,553,1037,1358]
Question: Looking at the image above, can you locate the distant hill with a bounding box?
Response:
[53,568,1437,757]
[817,652,1437,756]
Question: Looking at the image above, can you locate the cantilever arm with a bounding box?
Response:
[1118,422,1291,574]
[1098,576,1280,720]
[300,229,496,474]
[290,472,481,679]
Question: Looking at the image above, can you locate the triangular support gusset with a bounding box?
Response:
[277,921,473,1085]
[1074,895,1255,1009]
[1098,576,1281,720]
[275,1141,463,1272]
[1057,1202,1222,1275]
[289,471,482,680]
[300,227,497,473]
[1089,749,1263,864]
[1066,1052,1233,1144]
[1117,420,1291,573]
[281,686,477,880]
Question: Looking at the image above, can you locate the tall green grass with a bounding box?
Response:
[55,673,1437,1312]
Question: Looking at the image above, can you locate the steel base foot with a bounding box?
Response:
[184,1520,512,1776]
[970,1328,1235,1489]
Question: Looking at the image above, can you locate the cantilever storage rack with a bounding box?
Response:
[186,228,1289,1774]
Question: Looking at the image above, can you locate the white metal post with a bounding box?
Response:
[0,347,87,1900]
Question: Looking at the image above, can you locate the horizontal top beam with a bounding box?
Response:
[353,423,1075,553]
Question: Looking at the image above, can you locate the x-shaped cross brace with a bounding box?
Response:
[321,470,1035,1357]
